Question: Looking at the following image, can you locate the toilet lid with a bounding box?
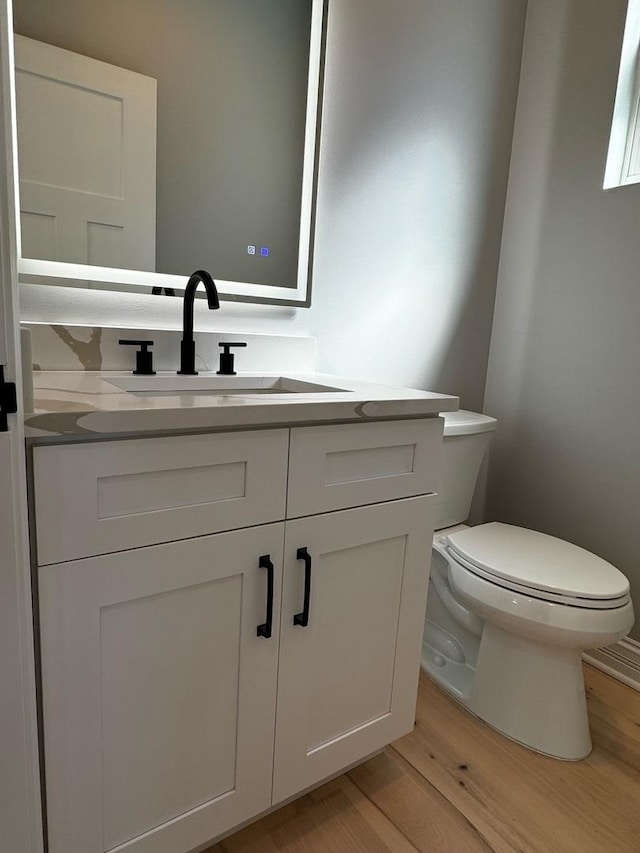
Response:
[442,410,497,436]
[446,523,630,602]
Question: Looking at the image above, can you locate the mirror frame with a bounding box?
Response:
[9,0,328,307]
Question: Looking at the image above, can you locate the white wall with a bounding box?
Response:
[484,0,640,639]
[20,0,527,412]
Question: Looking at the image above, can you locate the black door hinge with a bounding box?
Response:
[0,366,18,432]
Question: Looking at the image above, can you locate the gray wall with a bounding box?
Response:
[21,0,527,413]
[14,0,311,287]
[484,0,640,639]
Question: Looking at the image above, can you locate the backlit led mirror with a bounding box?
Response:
[12,0,327,305]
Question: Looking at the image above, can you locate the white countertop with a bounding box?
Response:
[25,370,459,439]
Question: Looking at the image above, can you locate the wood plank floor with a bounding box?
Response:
[208,665,640,853]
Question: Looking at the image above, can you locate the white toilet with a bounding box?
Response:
[422,411,635,760]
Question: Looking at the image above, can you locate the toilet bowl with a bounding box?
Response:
[422,412,635,760]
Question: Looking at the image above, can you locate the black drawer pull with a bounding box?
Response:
[257,555,274,638]
[294,547,312,627]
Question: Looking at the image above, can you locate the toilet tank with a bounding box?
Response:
[434,410,497,530]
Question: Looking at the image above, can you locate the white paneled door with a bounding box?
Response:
[14,35,157,272]
[39,525,285,853]
[273,496,435,804]
[0,1,43,850]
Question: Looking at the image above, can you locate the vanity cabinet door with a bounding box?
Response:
[272,495,435,804]
[39,523,284,853]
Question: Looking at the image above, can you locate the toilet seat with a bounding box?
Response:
[445,522,631,610]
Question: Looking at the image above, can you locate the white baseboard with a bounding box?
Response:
[584,638,640,693]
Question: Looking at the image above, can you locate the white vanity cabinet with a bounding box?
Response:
[32,418,442,853]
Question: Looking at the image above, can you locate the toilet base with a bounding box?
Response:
[422,622,592,760]
[422,637,475,700]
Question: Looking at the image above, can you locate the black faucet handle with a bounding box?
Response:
[217,341,247,376]
[119,339,156,376]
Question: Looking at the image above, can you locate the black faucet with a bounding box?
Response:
[178,270,220,375]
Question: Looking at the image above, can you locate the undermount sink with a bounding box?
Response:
[105,374,346,397]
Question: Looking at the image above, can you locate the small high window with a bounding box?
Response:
[604,0,640,188]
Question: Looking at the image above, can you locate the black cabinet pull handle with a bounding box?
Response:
[257,555,274,638]
[294,547,312,627]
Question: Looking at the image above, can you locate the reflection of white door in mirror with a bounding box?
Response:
[15,35,157,279]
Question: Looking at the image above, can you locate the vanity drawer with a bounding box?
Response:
[33,429,289,565]
[287,418,443,517]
